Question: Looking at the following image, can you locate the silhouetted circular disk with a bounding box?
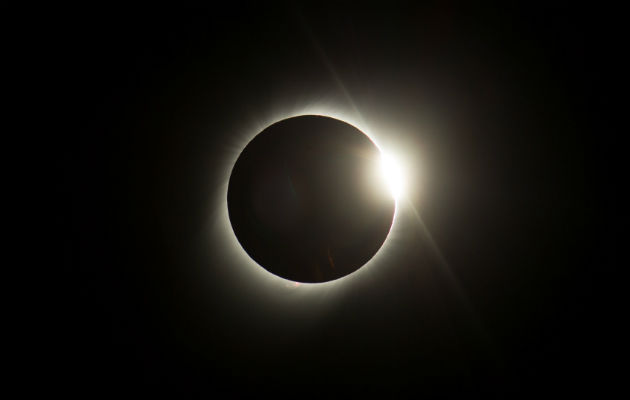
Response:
[227,115,395,283]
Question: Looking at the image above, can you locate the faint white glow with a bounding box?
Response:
[212,102,416,294]
[379,152,405,200]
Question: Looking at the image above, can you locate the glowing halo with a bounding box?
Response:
[213,103,410,294]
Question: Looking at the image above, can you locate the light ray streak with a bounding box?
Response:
[405,197,498,358]
[298,14,368,130]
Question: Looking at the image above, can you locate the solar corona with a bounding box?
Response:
[226,114,406,284]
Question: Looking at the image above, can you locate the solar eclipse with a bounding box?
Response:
[227,115,400,283]
[66,5,593,390]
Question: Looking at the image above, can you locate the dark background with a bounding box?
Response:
[63,3,604,394]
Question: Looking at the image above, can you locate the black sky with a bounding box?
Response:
[63,3,603,394]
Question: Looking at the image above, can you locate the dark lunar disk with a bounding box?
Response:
[227,115,395,283]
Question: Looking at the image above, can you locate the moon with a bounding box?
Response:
[227,115,396,283]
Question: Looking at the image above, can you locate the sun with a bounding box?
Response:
[378,152,406,201]
[219,107,413,291]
